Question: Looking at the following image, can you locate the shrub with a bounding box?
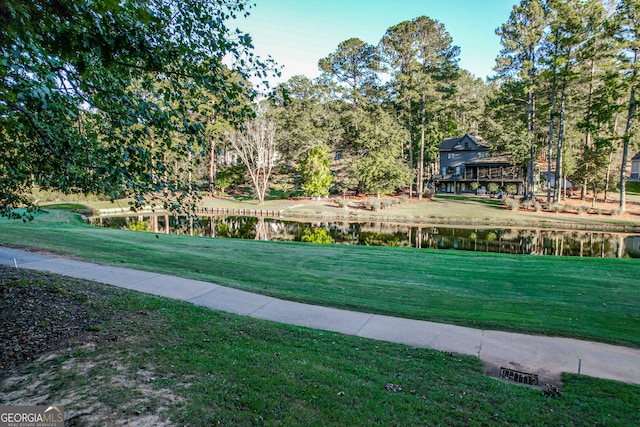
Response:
[301,228,334,244]
[576,205,590,215]
[381,198,395,209]
[594,207,603,215]
[533,201,542,212]
[470,182,480,192]
[487,182,499,193]
[338,198,350,209]
[364,197,381,211]
[611,207,621,216]
[521,199,533,210]
[552,203,565,213]
[423,189,435,199]
[504,184,517,195]
[399,195,409,203]
[127,220,151,232]
[503,197,520,211]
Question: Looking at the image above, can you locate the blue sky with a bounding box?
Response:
[238,0,519,84]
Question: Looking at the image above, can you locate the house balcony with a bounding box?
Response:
[437,168,522,183]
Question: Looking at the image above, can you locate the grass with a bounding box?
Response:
[46,190,640,230]
[1,210,639,348]
[627,181,640,195]
[4,272,639,426]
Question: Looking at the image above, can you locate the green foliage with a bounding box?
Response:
[300,146,333,198]
[470,182,480,191]
[127,221,151,232]
[214,165,246,192]
[1,0,269,219]
[504,184,517,195]
[487,183,500,193]
[351,150,412,196]
[268,76,334,161]
[361,232,408,247]
[627,181,640,195]
[318,38,380,103]
[300,227,334,244]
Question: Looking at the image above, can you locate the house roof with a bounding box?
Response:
[439,134,489,151]
[632,152,640,161]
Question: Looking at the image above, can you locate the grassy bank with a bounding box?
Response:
[1,210,639,348]
[65,191,640,231]
[1,268,638,426]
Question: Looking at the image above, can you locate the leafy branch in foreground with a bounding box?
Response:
[0,0,275,218]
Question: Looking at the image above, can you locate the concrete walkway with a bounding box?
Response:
[1,245,639,387]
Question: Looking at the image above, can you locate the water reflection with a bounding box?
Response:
[88,214,640,259]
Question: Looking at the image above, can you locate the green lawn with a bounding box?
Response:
[1,210,639,348]
[3,270,638,426]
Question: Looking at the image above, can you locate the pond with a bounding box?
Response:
[88,214,640,259]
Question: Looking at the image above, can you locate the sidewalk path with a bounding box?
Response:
[2,245,639,387]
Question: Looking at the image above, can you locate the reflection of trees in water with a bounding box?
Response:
[91,215,638,258]
[215,216,258,239]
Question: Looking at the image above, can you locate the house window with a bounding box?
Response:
[447,152,455,159]
[464,141,469,149]
[335,150,342,160]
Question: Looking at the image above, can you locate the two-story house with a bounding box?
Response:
[436,134,525,194]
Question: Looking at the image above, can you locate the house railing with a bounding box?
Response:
[437,166,521,181]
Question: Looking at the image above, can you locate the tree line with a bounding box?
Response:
[218,0,640,212]
[2,0,639,217]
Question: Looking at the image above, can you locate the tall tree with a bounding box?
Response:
[226,116,278,204]
[379,20,419,194]
[0,0,269,218]
[318,38,380,105]
[496,0,545,198]
[379,16,459,199]
[299,146,333,199]
[614,0,640,212]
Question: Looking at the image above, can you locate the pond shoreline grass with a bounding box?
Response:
[52,191,640,232]
[1,209,639,349]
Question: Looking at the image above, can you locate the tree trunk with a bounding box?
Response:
[209,139,216,197]
[418,95,426,200]
[547,34,559,204]
[620,50,638,213]
[581,59,596,202]
[526,84,535,199]
[554,62,569,203]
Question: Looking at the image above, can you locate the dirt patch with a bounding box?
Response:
[0,266,116,373]
[0,267,181,425]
